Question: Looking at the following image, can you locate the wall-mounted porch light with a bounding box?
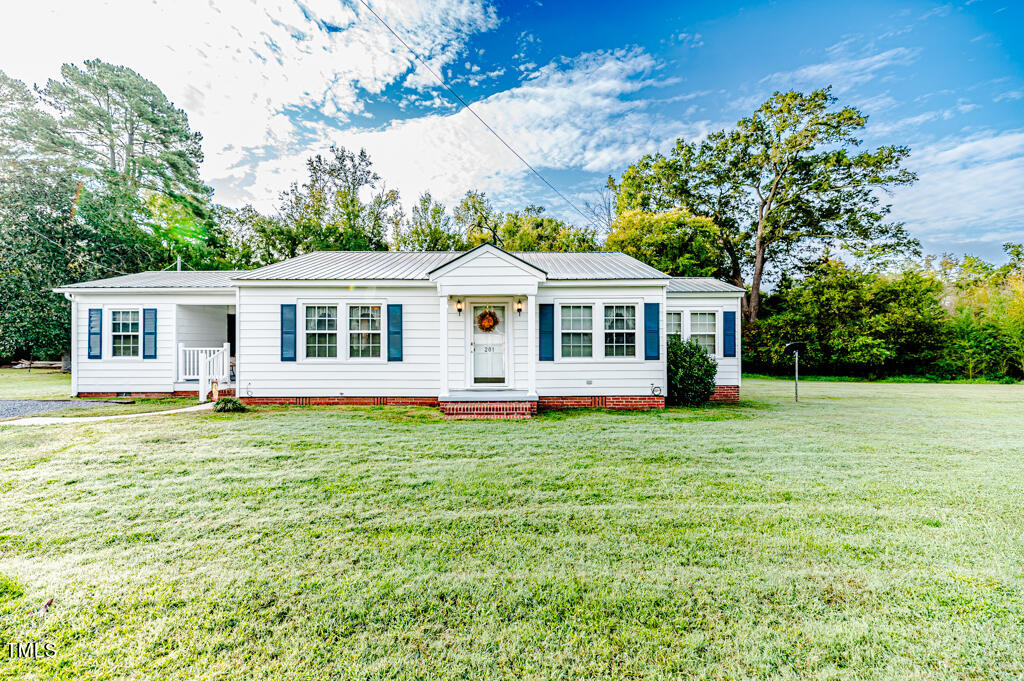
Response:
[455,299,464,316]
[515,299,523,316]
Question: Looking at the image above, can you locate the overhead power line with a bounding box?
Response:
[356,0,592,224]
[17,222,133,277]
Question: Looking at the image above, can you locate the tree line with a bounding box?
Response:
[2,59,1021,381]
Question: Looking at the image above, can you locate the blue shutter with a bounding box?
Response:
[539,304,554,361]
[142,308,157,359]
[387,304,403,361]
[723,310,737,357]
[644,302,660,360]
[87,309,102,359]
[281,304,296,362]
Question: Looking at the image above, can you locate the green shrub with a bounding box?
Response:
[213,396,246,413]
[667,336,717,406]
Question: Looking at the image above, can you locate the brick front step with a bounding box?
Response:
[439,400,538,420]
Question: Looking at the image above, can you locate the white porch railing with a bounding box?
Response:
[177,344,230,382]
[177,343,231,402]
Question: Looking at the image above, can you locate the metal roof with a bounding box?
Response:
[667,277,745,293]
[60,270,244,289]
[234,250,669,281]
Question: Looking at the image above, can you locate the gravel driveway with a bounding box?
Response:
[0,399,107,420]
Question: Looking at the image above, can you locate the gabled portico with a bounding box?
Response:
[428,244,546,403]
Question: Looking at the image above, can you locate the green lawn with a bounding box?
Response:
[0,369,195,418]
[1,379,1023,679]
[0,368,70,399]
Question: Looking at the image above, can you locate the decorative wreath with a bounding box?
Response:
[476,309,500,333]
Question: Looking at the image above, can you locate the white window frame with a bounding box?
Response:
[301,302,340,361]
[686,309,720,357]
[666,311,684,339]
[600,301,642,361]
[556,301,595,361]
[345,301,386,363]
[109,307,141,359]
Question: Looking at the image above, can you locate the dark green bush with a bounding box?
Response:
[667,336,718,406]
[213,396,246,413]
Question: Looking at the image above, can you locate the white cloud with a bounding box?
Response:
[761,47,919,93]
[0,0,498,193]
[891,130,1024,246]
[227,48,710,215]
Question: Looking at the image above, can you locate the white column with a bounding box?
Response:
[198,354,208,404]
[438,295,449,399]
[527,294,537,397]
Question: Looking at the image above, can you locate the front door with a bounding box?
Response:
[472,304,506,384]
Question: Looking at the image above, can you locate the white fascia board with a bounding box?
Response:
[667,290,745,298]
[231,279,435,288]
[54,287,237,295]
[540,279,669,288]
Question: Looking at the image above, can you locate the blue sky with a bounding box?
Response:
[2,0,1023,258]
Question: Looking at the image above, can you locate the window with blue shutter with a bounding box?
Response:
[644,302,660,360]
[539,304,554,361]
[387,304,403,361]
[87,309,102,359]
[281,304,296,361]
[142,308,157,359]
[723,310,737,357]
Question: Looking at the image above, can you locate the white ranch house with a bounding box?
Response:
[56,244,744,417]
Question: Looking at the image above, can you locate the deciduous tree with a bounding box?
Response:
[614,87,918,320]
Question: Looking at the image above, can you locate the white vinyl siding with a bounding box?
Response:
[537,286,666,396]
[240,286,440,398]
[176,305,229,348]
[666,292,744,387]
[72,293,234,395]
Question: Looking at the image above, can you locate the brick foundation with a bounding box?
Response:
[241,396,439,406]
[439,400,537,420]
[78,388,235,400]
[709,385,740,402]
[537,395,665,410]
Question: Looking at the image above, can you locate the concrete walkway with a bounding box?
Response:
[0,402,214,426]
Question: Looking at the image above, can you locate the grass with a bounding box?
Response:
[0,368,195,418]
[1,378,1023,679]
[0,368,71,399]
[743,371,1018,384]
[36,397,198,418]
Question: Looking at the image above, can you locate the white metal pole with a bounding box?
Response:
[794,350,799,403]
